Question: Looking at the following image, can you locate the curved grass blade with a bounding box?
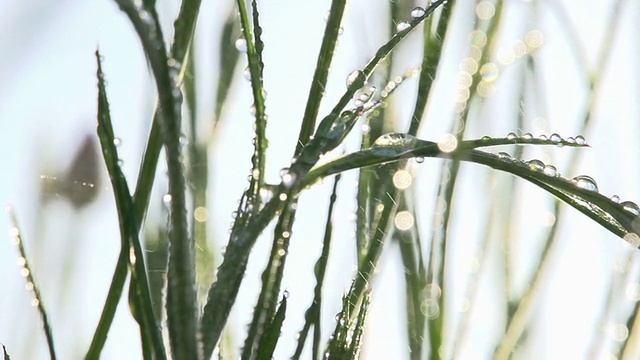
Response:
[91,51,166,359]
[1,344,9,360]
[214,7,241,124]
[255,293,288,360]
[292,174,341,360]
[7,209,57,360]
[111,2,198,357]
[301,134,640,244]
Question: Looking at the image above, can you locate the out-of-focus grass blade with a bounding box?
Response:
[255,293,288,360]
[7,209,57,360]
[292,174,341,360]
[214,7,241,123]
[91,50,166,360]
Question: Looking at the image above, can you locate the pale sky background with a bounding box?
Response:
[1,0,640,359]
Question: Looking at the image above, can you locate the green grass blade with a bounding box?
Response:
[236,0,268,203]
[242,204,297,358]
[292,174,341,360]
[255,293,288,360]
[295,0,347,153]
[93,51,167,359]
[408,0,453,135]
[172,0,202,67]
[1,344,10,360]
[111,2,198,357]
[323,284,371,359]
[7,209,57,360]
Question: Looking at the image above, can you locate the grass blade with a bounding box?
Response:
[93,51,166,359]
[255,293,288,360]
[292,174,341,360]
[323,284,371,360]
[111,2,199,357]
[7,209,57,360]
[1,344,10,360]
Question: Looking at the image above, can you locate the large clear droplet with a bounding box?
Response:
[572,175,599,192]
[549,133,562,143]
[411,7,426,18]
[235,37,247,52]
[575,135,586,145]
[396,21,411,32]
[622,201,640,216]
[543,165,558,177]
[526,159,544,171]
[506,132,517,140]
[611,195,621,203]
[538,134,548,141]
[346,70,364,87]
[373,133,417,147]
[497,152,512,160]
[522,133,533,140]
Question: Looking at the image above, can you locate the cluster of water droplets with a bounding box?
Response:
[494,151,640,225]
[500,132,587,146]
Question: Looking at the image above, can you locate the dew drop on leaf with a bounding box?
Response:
[346,70,364,87]
[611,195,621,203]
[575,135,586,145]
[497,152,512,160]
[622,201,640,216]
[396,21,411,32]
[543,165,557,177]
[526,159,544,171]
[411,7,426,18]
[566,136,576,144]
[506,132,517,140]
[235,37,247,53]
[373,133,417,147]
[538,134,548,141]
[522,132,533,140]
[549,133,562,143]
[481,136,491,141]
[572,175,599,192]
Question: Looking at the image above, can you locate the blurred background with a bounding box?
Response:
[1,0,639,358]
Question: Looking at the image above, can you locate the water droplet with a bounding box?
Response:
[235,37,247,52]
[566,136,576,144]
[162,194,172,204]
[538,134,548,141]
[346,70,364,87]
[361,123,371,134]
[113,138,122,146]
[497,152,512,160]
[526,159,544,171]
[572,175,599,192]
[622,201,640,216]
[373,133,417,147]
[243,67,251,81]
[543,165,558,177]
[481,136,491,141]
[396,21,411,32]
[522,133,533,140]
[280,169,297,188]
[549,133,562,143]
[415,157,425,163]
[610,195,621,203]
[411,7,426,18]
[279,193,288,201]
[575,135,586,145]
[506,132,517,140]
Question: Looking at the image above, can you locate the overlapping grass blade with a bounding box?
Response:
[323,285,371,359]
[90,51,166,359]
[7,209,56,360]
[111,1,199,357]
